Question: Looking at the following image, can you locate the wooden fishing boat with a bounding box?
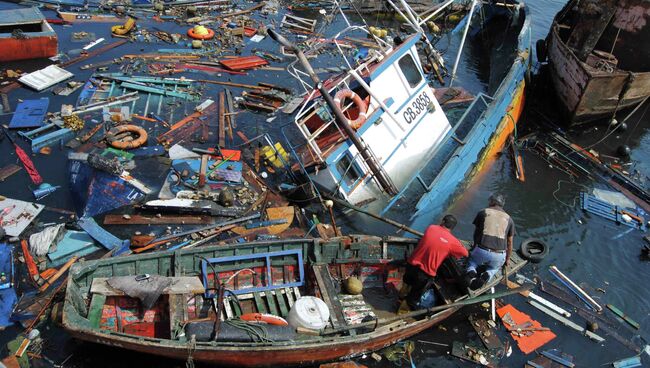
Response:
[62,236,527,366]
[0,7,57,62]
[544,0,650,125]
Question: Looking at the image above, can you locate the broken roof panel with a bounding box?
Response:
[9,98,49,129]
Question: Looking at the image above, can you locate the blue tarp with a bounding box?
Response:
[9,98,49,129]
[0,243,17,329]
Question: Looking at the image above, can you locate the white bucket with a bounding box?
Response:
[287,296,330,330]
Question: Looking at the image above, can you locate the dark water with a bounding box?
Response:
[0,0,649,367]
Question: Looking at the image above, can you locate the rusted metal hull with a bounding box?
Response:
[66,308,457,367]
[0,36,57,62]
[547,28,650,124]
[546,0,650,125]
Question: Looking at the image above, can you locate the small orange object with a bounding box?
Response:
[333,89,368,130]
[187,27,215,40]
[39,268,57,280]
[497,304,555,354]
[20,240,39,281]
[106,124,148,150]
[240,313,289,326]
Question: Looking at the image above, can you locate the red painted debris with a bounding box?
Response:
[219,56,269,71]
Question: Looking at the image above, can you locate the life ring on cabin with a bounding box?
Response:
[519,238,548,263]
[333,89,368,130]
[240,313,289,326]
[106,124,148,150]
[187,25,215,40]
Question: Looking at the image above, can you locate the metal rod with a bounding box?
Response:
[450,0,477,86]
[324,194,423,237]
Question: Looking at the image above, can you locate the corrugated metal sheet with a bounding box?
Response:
[19,65,73,91]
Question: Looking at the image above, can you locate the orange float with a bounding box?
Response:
[187,25,215,40]
[333,89,368,129]
[106,124,148,150]
[239,313,289,326]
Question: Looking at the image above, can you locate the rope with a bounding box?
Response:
[225,319,274,343]
[185,335,196,368]
[552,179,589,208]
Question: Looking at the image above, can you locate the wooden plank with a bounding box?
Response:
[284,287,294,308]
[104,214,213,225]
[265,290,279,316]
[275,290,288,317]
[91,277,205,296]
[254,292,267,313]
[0,164,21,181]
[222,295,233,319]
[169,294,188,334]
[218,91,226,148]
[312,264,343,328]
[87,294,107,329]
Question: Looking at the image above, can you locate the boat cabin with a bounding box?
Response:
[289,31,451,207]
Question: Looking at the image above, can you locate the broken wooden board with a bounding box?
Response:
[231,207,294,236]
[104,214,213,225]
[0,197,44,237]
[468,314,504,351]
[0,165,21,181]
[91,276,205,296]
[220,56,268,71]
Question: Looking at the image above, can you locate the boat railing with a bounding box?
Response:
[286,23,390,95]
[292,61,378,164]
[380,92,494,215]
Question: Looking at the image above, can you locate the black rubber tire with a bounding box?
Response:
[536,39,548,63]
[519,238,548,263]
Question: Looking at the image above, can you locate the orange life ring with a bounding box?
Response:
[333,89,367,130]
[187,28,215,40]
[106,124,148,150]
[239,313,289,326]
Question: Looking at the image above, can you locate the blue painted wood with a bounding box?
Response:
[405,10,532,233]
[78,217,130,255]
[47,230,101,266]
[0,243,17,329]
[201,249,304,298]
[9,98,49,129]
[580,192,646,230]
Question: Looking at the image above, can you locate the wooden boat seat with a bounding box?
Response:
[90,276,205,296]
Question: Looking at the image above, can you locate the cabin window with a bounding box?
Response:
[398,53,422,88]
[336,153,363,188]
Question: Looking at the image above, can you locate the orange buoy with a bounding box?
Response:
[187,25,215,40]
[106,124,148,150]
[240,313,289,326]
[333,89,368,130]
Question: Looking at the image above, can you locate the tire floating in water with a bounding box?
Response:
[519,238,548,263]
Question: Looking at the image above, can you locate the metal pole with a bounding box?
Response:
[450,0,477,87]
[268,29,398,196]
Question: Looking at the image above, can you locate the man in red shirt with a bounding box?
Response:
[401,215,468,311]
